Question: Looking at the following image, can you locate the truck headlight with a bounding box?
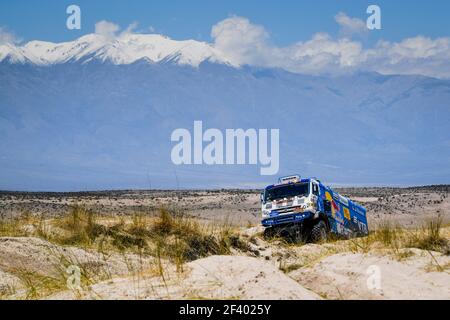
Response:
[306,200,315,208]
[265,203,272,209]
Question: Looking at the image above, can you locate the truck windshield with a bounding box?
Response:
[264,183,309,202]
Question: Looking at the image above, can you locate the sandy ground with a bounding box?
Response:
[290,251,450,299]
[0,230,448,300]
[48,255,321,300]
[0,237,155,299]
[0,186,449,300]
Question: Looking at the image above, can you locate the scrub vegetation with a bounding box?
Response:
[0,187,449,300]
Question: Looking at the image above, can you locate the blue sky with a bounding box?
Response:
[1,1,449,190]
[1,0,449,45]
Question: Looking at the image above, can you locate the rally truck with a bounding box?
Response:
[260,175,369,242]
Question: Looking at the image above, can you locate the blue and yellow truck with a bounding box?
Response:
[260,175,369,242]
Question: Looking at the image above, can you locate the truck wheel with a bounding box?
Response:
[310,220,327,243]
[263,227,274,239]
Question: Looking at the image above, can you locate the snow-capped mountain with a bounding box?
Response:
[0,35,449,190]
[0,33,235,67]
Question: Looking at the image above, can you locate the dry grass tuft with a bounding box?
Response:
[343,216,449,258]
[148,209,251,267]
[407,216,449,254]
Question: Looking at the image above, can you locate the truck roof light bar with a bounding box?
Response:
[278,175,301,184]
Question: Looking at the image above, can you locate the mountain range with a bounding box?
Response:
[0,33,234,67]
[0,34,449,190]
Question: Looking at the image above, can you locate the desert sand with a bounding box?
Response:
[0,186,449,300]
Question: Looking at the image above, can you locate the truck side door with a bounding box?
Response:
[311,182,321,210]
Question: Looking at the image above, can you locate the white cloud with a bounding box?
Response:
[334,12,367,38]
[367,36,450,78]
[121,22,139,36]
[210,16,366,75]
[285,33,365,74]
[95,20,120,40]
[0,26,19,44]
[94,21,157,40]
[378,36,450,60]
[211,16,272,65]
[210,15,450,79]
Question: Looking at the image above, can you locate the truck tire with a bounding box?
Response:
[310,220,327,242]
[263,227,274,239]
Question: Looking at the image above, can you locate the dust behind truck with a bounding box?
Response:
[261,175,369,242]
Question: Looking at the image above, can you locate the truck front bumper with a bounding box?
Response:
[261,211,313,227]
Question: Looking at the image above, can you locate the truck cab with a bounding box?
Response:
[261,175,369,242]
